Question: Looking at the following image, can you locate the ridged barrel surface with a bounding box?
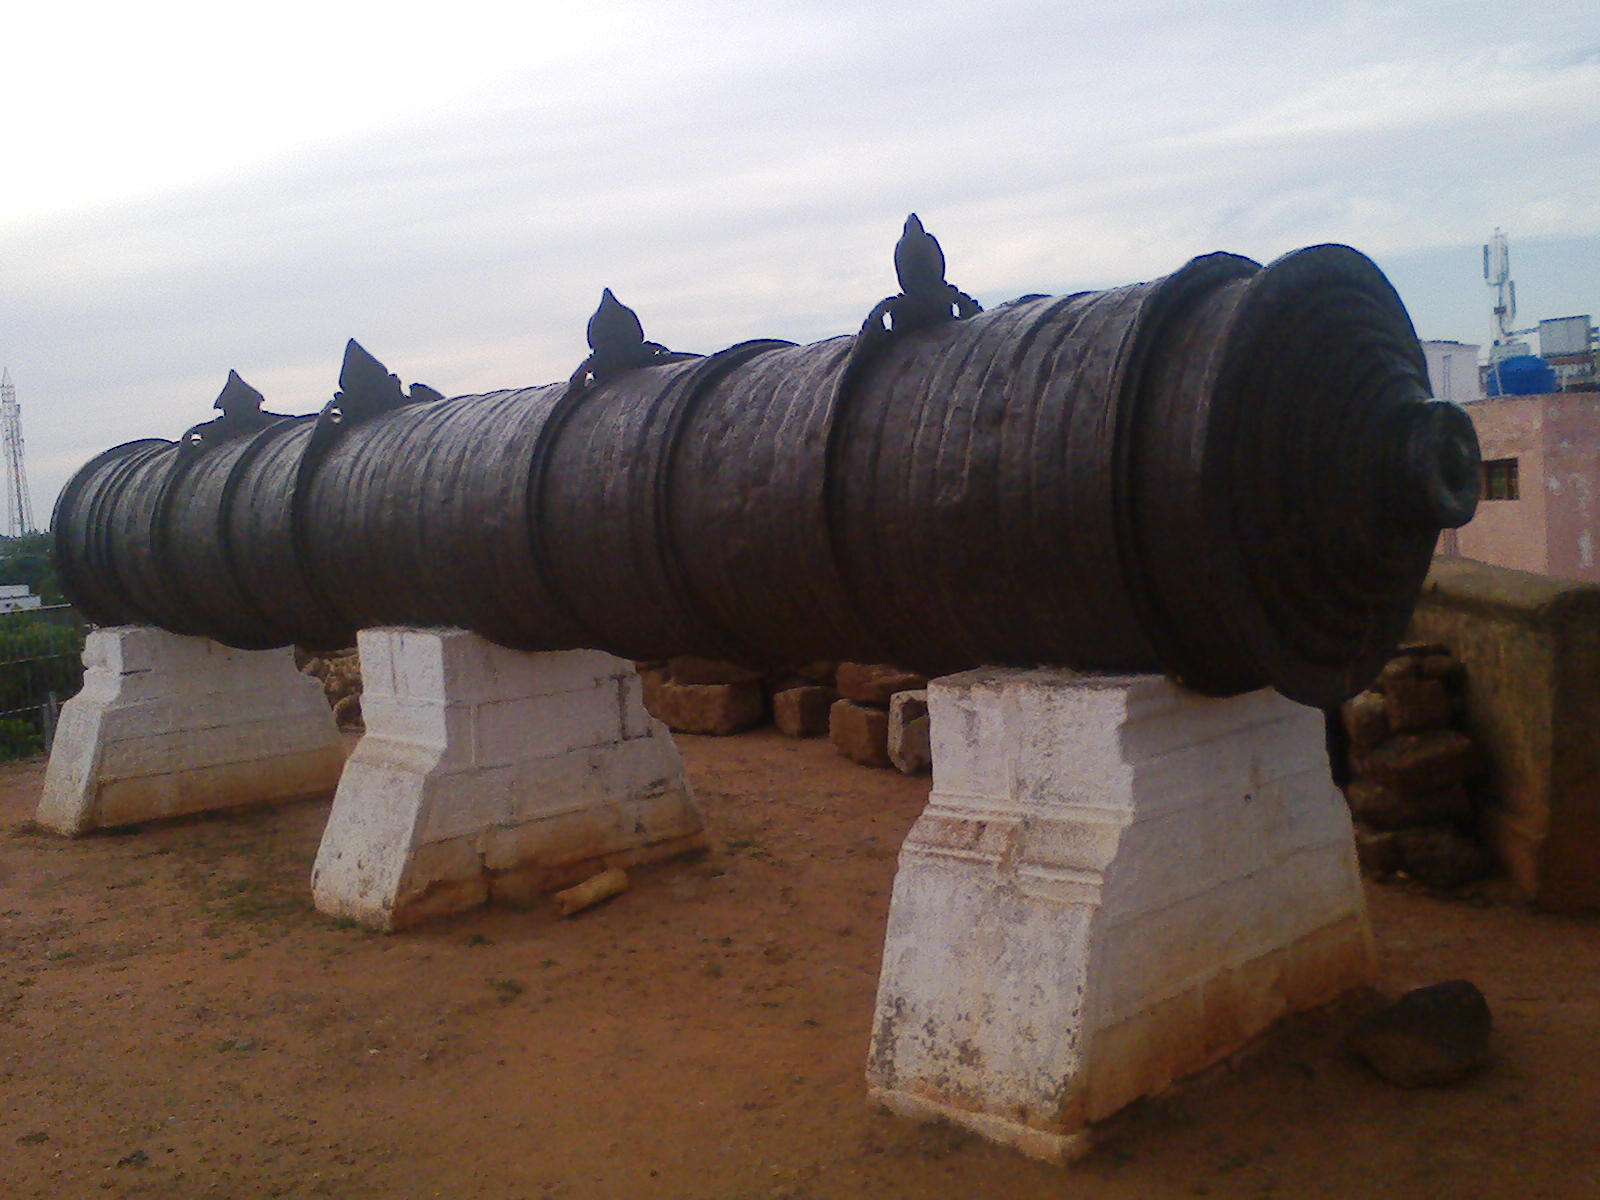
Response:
[53,244,1480,705]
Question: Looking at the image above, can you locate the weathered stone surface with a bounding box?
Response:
[888,690,931,775]
[38,628,345,836]
[830,699,891,768]
[1349,980,1492,1087]
[869,669,1373,1160]
[1395,641,1451,659]
[1418,652,1466,685]
[1354,828,1405,877]
[332,692,364,730]
[1409,557,1600,911]
[1340,692,1389,749]
[836,663,930,707]
[312,630,704,930]
[1355,730,1481,794]
[1375,655,1421,690]
[667,656,763,686]
[1395,825,1495,889]
[772,685,836,739]
[762,673,811,702]
[1346,780,1473,831]
[650,680,765,736]
[639,666,672,718]
[1384,676,1453,734]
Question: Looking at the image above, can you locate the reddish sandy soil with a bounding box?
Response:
[1,728,1597,1200]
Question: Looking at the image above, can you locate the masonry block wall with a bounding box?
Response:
[37,627,344,835]
[868,669,1372,1160]
[1409,556,1600,909]
[311,629,704,930]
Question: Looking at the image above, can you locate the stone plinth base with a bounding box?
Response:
[867,669,1374,1161]
[311,629,705,930]
[37,627,344,836]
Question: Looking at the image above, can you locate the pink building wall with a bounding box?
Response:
[1543,394,1600,580]
[1449,392,1600,584]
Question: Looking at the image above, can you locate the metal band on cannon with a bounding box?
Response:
[52,221,1480,706]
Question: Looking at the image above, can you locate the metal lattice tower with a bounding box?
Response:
[0,369,37,537]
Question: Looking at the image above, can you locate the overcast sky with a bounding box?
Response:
[3,0,1597,521]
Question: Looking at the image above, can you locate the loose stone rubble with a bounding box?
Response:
[772,685,836,738]
[638,657,934,776]
[887,690,931,775]
[299,648,365,730]
[636,657,767,736]
[830,665,929,769]
[1335,644,1494,889]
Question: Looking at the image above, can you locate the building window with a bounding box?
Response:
[1482,458,1519,501]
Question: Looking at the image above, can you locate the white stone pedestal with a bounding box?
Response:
[311,628,705,930]
[37,627,345,836]
[867,669,1374,1161]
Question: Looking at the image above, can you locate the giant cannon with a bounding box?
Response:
[53,218,1480,707]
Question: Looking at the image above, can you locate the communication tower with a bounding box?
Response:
[1483,228,1533,362]
[0,369,37,537]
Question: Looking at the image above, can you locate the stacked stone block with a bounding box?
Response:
[887,690,931,774]
[868,669,1373,1160]
[299,648,365,729]
[771,660,840,738]
[1337,644,1493,889]
[637,656,767,736]
[830,663,928,769]
[312,629,704,930]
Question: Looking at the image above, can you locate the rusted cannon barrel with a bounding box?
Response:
[53,223,1479,705]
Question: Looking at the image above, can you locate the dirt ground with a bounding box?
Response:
[1,729,1597,1200]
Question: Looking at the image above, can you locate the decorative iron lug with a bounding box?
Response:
[178,370,288,453]
[568,289,688,391]
[317,340,429,430]
[859,213,983,346]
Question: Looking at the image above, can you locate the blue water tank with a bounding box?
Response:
[1485,354,1558,396]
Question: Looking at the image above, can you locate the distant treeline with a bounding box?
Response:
[0,532,62,604]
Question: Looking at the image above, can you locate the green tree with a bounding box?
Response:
[0,531,63,604]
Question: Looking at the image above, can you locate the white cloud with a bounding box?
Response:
[3,0,1598,515]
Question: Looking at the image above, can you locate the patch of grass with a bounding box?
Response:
[487,977,525,1002]
[208,877,300,926]
[43,949,74,962]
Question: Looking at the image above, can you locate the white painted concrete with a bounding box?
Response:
[867,668,1373,1161]
[37,626,345,835]
[311,628,704,930]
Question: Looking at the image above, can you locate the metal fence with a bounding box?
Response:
[0,605,86,759]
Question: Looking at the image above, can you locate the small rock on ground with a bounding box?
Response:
[1349,979,1492,1088]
